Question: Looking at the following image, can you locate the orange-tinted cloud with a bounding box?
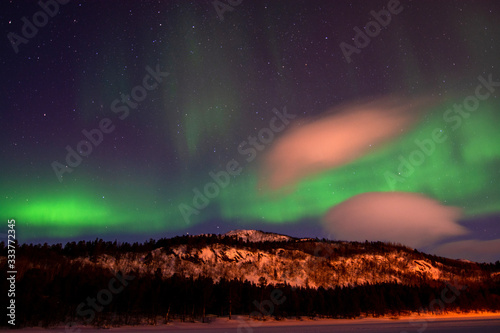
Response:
[322,192,467,248]
[429,239,500,263]
[259,96,433,190]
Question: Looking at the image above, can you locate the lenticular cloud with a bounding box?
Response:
[259,96,434,190]
[322,192,466,248]
[430,239,500,263]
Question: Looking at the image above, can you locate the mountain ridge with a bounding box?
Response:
[61,229,499,290]
[222,229,296,242]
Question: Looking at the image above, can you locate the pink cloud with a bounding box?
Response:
[259,96,434,190]
[322,192,466,248]
[429,239,500,263]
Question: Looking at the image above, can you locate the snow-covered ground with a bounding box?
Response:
[15,313,500,332]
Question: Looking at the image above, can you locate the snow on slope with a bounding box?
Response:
[70,230,491,290]
[410,259,442,280]
[223,229,294,243]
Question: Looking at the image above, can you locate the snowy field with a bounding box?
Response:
[16,314,500,333]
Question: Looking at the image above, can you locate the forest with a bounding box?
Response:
[1,235,499,328]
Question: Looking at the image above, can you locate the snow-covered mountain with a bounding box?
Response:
[68,230,498,290]
[223,229,294,243]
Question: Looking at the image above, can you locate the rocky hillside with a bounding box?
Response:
[67,230,497,289]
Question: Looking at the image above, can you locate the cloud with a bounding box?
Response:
[429,239,500,263]
[322,192,466,248]
[259,96,434,190]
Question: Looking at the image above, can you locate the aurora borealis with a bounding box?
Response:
[1,0,499,261]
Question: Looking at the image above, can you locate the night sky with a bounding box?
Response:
[1,0,499,262]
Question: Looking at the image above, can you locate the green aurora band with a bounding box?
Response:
[3,100,499,240]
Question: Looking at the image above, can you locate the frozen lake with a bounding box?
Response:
[230,318,500,333]
[17,315,500,332]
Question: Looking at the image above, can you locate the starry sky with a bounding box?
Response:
[1,0,499,262]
